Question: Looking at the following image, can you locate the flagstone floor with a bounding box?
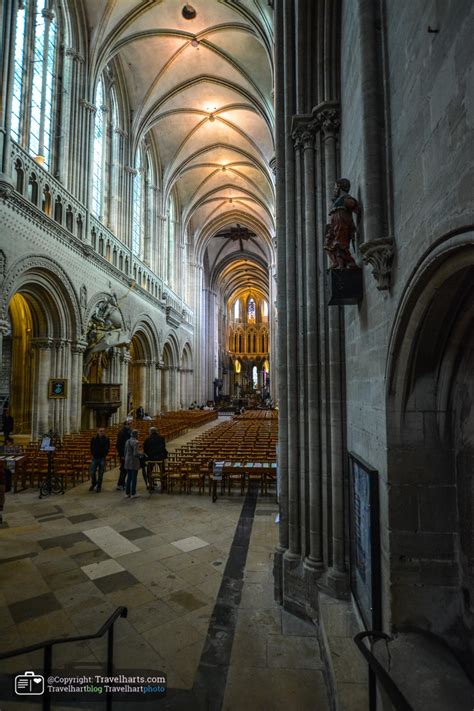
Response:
[0,420,330,711]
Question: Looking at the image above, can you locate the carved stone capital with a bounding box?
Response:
[291,119,317,150]
[80,99,96,114]
[0,180,14,199]
[31,337,54,351]
[65,48,85,63]
[360,238,394,291]
[114,127,128,138]
[320,109,340,136]
[124,166,138,175]
[71,341,87,355]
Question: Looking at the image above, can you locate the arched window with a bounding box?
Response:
[166,195,176,287]
[108,87,120,230]
[131,147,142,256]
[248,298,256,324]
[12,0,60,170]
[262,300,268,319]
[234,300,240,320]
[92,78,105,218]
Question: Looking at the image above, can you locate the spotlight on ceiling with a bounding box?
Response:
[182,4,197,20]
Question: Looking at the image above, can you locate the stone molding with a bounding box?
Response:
[360,238,394,291]
[0,318,9,335]
[1,253,82,338]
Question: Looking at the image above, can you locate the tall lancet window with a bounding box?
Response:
[132,147,142,256]
[12,0,59,170]
[92,78,105,218]
[167,195,176,287]
[11,3,27,143]
[248,298,256,324]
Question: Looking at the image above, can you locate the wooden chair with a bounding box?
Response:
[147,460,167,493]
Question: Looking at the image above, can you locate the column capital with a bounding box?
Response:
[291,116,318,150]
[71,340,87,354]
[80,99,96,114]
[65,48,85,63]
[31,337,54,351]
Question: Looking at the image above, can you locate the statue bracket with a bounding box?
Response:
[359,238,394,291]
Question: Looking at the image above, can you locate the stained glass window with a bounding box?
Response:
[132,148,142,256]
[91,78,104,218]
[11,0,58,170]
[11,4,27,142]
[234,299,240,319]
[248,298,256,323]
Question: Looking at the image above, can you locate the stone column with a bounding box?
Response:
[79,100,96,210]
[119,348,131,420]
[300,120,324,572]
[61,49,84,190]
[292,128,308,559]
[70,341,86,431]
[31,338,53,438]
[274,0,289,573]
[283,1,300,561]
[322,110,347,588]
[0,0,17,180]
[156,360,163,413]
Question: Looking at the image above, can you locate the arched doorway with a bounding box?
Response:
[387,242,474,672]
[7,294,33,434]
[161,342,175,412]
[180,344,193,408]
[3,262,81,437]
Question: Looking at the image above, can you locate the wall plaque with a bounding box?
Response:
[48,379,68,398]
[348,452,381,629]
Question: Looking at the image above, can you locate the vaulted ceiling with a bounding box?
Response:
[84,0,275,300]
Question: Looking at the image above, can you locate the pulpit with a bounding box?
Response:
[82,384,121,427]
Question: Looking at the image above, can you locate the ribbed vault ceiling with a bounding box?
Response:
[84,0,275,306]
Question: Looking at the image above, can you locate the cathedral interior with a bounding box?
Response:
[0,1,473,709]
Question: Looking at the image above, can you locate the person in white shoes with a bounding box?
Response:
[124,429,140,498]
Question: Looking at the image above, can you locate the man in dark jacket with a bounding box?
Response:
[89,427,110,492]
[143,427,168,481]
[116,421,131,490]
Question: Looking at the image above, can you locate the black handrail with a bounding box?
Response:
[354,631,414,711]
[0,606,128,711]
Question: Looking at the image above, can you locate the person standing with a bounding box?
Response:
[124,429,140,498]
[3,411,14,440]
[143,427,168,481]
[89,427,110,492]
[116,421,131,490]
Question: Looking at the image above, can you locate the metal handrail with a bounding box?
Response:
[354,631,414,711]
[0,606,128,711]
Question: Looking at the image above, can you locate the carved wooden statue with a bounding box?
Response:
[324,178,361,269]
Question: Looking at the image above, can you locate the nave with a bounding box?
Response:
[0,417,332,711]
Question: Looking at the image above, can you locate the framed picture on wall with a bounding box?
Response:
[348,452,381,630]
[48,379,68,399]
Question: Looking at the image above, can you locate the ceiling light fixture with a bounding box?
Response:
[191,38,199,48]
[208,113,215,122]
[182,4,197,20]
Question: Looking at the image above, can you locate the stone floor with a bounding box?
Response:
[0,421,330,710]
